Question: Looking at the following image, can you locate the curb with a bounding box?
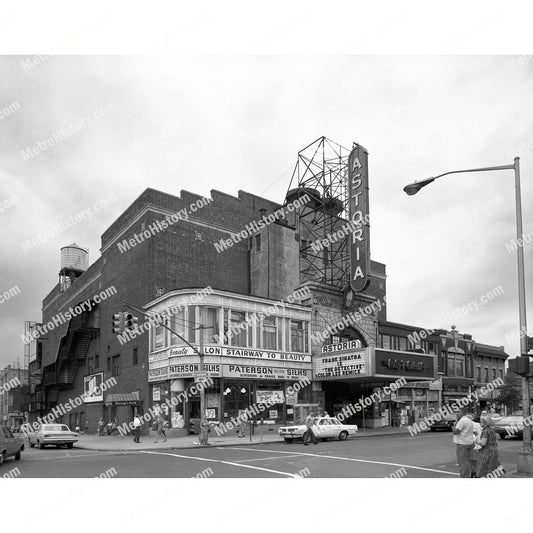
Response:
[74,430,410,452]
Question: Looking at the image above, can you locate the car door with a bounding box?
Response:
[1,427,17,455]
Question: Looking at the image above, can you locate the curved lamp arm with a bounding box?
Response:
[403,163,515,195]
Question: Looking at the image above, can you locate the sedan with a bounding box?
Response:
[29,423,79,449]
[494,415,530,440]
[0,425,24,466]
[279,416,358,443]
[428,415,456,432]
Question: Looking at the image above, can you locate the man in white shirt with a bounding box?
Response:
[452,409,475,477]
[133,414,142,443]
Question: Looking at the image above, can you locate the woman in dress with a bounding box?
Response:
[476,416,503,477]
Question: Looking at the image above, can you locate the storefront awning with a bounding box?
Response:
[105,391,140,406]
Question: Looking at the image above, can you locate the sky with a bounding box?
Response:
[1,55,532,369]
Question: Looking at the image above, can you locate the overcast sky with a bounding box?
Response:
[1,55,532,369]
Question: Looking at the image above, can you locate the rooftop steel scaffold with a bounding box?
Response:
[285,136,352,288]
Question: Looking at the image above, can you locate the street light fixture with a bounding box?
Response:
[404,157,532,475]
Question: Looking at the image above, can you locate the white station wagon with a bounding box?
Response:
[279,416,358,443]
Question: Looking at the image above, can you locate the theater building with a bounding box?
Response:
[26,137,509,434]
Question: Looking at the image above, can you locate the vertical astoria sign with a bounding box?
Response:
[348,144,370,292]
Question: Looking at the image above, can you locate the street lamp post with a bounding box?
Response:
[404,157,532,475]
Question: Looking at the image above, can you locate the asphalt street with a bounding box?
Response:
[2,431,525,479]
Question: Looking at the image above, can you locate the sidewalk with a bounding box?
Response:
[75,426,410,452]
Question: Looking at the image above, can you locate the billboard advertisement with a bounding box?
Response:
[83,372,104,403]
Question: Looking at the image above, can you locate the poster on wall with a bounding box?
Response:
[153,386,161,402]
[83,372,104,403]
[256,390,285,404]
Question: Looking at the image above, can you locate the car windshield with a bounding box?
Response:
[43,425,70,432]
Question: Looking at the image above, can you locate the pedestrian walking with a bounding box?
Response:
[97,418,105,436]
[154,413,167,443]
[476,416,504,478]
[452,409,475,477]
[133,413,142,443]
[198,415,210,446]
[303,409,318,445]
[237,414,247,438]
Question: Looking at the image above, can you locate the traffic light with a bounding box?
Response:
[112,312,125,334]
[124,313,139,331]
[508,356,531,376]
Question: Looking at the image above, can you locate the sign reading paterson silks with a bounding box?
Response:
[348,144,370,292]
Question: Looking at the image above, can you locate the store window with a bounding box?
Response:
[290,320,308,353]
[263,316,277,350]
[170,308,187,345]
[199,307,220,344]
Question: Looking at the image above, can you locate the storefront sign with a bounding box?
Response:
[256,390,285,404]
[374,349,435,379]
[83,372,104,403]
[152,386,161,401]
[313,349,367,380]
[348,144,370,292]
[150,345,311,363]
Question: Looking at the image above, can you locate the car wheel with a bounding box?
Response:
[339,431,348,441]
[67,443,73,449]
[15,450,21,461]
[499,434,506,440]
[29,441,35,448]
[38,440,44,449]
[284,438,293,444]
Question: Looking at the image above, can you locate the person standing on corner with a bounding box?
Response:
[133,413,142,443]
[452,409,475,478]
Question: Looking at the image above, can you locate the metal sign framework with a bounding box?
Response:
[285,136,351,288]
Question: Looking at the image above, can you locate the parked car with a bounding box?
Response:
[29,423,79,449]
[279,416,358,443]
[428,414,456,431]
[0,425,24,466]
[494,415,527,439]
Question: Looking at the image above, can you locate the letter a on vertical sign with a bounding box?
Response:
[348,144,370,292]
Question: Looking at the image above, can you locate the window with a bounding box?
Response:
[263,317,277,350]
[485,368,489,383]
[94,355,99,369]
[112,355,120,377]
[499,369,503,380]
[426,341,437,355]
[447,351,465,377]
[153,323,166,350]
[87,357,93,374]
[170,308,186,345]
[290,320,308,353]
[255,234,261,252]
[229,311,247,347]
[398,337,407,352]
[476,366,481,382]
[199,307,220,344]
[492,368,496,381]
[133,348,138,366]
[381,335,391,350]
[107,357,111,371]
[187,307,196,343]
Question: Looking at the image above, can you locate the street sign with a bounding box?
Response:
[194,371,207,382]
